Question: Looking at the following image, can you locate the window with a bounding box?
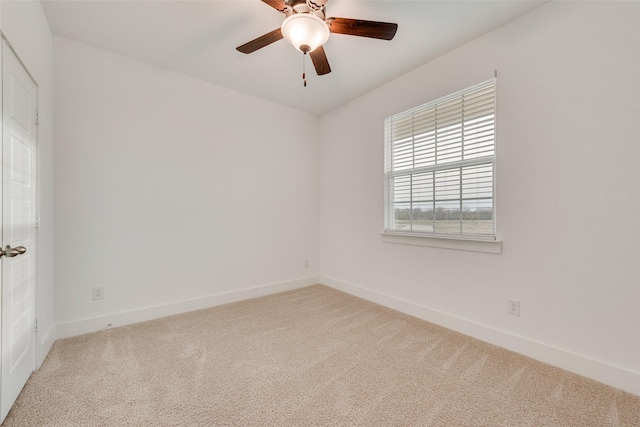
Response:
[384,79,496,239]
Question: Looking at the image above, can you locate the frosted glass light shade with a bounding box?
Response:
[281,14,330,53]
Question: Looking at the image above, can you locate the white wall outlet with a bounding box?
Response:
[92,287,105,300]
[508,299,520,316]
[304,259,310,268]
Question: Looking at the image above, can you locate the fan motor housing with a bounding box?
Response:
[286,0,326,20]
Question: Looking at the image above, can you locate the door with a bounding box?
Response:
[0,39,37,422]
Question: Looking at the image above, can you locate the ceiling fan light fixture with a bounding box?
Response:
[281,13,330,53]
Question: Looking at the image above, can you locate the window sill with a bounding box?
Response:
[380,232,502,254]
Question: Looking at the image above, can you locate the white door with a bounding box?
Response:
[0,40,37,422]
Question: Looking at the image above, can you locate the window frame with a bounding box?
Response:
[383,79,498,243]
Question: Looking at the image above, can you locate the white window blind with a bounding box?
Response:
[384,79,496,239]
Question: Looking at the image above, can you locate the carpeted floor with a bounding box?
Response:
[3,285,639,426]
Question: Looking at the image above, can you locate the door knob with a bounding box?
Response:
[1,245,27,258]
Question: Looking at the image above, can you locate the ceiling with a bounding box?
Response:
[40,0,546,116]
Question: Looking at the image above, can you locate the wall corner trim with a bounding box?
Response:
[55,276,320,340]
[319,276,640,397]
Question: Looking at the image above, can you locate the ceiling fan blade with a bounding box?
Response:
[236,28,283,54]
[327,17,398,40]
[310,46,331,76]
[261,0,287,13]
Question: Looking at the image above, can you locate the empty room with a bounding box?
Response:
[0,0,638,425]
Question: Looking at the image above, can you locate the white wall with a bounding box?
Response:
[53,37,320,336]
[1,0,55,367]
[318,1,640,395]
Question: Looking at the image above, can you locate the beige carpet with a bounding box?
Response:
[4,285,639,426]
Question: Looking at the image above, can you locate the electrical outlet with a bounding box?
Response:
[92,287,104,300]
[508,299,520,316]
[304,259,310,268]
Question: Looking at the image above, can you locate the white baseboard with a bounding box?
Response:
[56,276,320,340]
[320,276,640,397]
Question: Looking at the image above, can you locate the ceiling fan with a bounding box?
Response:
[236,0,398,79]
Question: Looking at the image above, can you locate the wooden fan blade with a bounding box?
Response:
[236,28,283,54]
[261,0,287,13]
[327,17,398,40]
[310,46,331,75]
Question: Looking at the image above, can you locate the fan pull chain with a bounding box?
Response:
[302,52,307,87]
